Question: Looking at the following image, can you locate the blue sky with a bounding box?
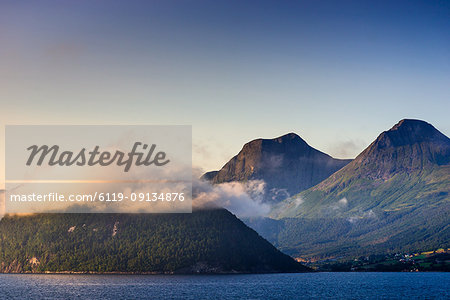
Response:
[0,0,449,177]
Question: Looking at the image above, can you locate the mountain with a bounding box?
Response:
[0,209,309,274]
[274,119,450,218]
[203,133,351,203]
[251,119,449,259]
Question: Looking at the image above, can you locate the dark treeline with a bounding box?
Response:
[0,209,308,273]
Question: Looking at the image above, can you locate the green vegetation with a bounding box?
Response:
[273,167,449,219]
[0,209,308,274]
[263,120,450,260]
[247,204,449,260]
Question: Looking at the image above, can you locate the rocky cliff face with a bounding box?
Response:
[348,119,450,180]
[203,133,351,203]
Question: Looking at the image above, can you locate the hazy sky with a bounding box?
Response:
[1,0,449,184]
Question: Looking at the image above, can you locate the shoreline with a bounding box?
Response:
[0,270,312,275]
[0,270,447,275]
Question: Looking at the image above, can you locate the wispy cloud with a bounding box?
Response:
[348,209,377,223]
[327,139,367,159]
[193,177,270,217]
[331,197,348,210]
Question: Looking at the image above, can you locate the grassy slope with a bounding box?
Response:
[262,124,450,259]
[273,165,449,219]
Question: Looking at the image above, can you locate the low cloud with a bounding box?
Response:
[293,195,304,208]
[329,197,348,211]
[335,197,348,209]
[348,209,377,223]
[270,188,290,202]
[193,178,270,217]
[1,167,271,217]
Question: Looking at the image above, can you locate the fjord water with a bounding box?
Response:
[1,273,448,299]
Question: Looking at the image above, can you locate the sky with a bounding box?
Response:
[0,0,449,187]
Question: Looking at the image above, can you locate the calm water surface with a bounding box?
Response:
[0,272,448,299]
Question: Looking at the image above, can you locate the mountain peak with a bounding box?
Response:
[204,132,351,203]
[375,119,449,149]
[391,118,430,129]
[390,119,440,137]
[270,120,450,260]
[245,132,307,147]
[239,133,311,158]
[348,119,450,175]
[274,132,303,141]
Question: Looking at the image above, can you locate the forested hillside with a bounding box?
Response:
[0,209,309,273]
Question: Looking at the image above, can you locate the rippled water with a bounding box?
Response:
[0,272,448,299]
